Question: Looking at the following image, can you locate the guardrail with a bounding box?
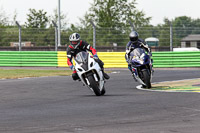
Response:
[152,51,200,67]
[57,51,200,68]
[57,52,127,68]
[0,51,57,67]
[0,51,200,68]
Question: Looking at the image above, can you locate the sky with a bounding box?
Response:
[0,0,199,26]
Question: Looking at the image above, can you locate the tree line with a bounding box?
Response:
[0,0,200,47]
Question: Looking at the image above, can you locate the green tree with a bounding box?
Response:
[49,9,68,30]
[79,0,151,46]
[156,16,199,47]
[0,8,9,27]
[191,18,200,34]
[25,9,48,28]
[82,0,151,28]
[173,16,193,39]
[0,8,19,46]
[23,9,52,46]
[159,19,170,46]
[172,16,199,46]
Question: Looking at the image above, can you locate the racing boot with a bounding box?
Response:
[72,71,80,81]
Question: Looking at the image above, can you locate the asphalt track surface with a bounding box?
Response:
[1,69,200,133]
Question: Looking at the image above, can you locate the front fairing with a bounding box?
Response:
[130,48,153,85]
[130,48,150,67]
[74,52,101,73]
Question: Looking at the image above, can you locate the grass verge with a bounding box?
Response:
[0,69,72,79]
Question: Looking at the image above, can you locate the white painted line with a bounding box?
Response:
[111,71,120,74]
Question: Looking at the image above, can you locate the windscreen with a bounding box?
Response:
[75,51,88,64]
[130,48,145,58]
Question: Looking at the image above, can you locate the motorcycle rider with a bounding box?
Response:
[125,31,152,73]
[67,33,110,80]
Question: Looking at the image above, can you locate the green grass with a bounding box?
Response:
[0,69,72,79]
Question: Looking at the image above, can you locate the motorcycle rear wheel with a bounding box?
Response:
[87,75,101,96]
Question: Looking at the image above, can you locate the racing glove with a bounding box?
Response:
[93,54,98,59]
[148,52,152,57]
[70,65,74,70]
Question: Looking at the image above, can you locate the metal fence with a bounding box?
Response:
[0,26,200,51]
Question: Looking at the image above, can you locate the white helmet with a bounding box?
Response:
[69,33,81,48]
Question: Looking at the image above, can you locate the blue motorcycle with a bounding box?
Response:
[129,48,153,88]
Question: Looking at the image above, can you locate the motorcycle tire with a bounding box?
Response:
[101,86,106,96]
[87,75,101,96]
[142,69,151,88]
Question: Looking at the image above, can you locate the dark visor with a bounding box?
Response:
[71,41,78,45]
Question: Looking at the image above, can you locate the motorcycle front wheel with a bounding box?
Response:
[101,86,106,96]
[87,75,101,96]
[142,69,151,88]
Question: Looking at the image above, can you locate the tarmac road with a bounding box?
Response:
[0,69,200,133]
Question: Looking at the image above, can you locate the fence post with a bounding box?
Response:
[57,0,61,46]
[52,21,58,51]
[16,21,22,51]
[169,21,173,51]
[90,20,96,49]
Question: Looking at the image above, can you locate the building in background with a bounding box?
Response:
[10,42,35,47]
[181,34,200,48]
[145,37,159,47]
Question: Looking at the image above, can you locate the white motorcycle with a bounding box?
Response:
[74,51,106,96]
